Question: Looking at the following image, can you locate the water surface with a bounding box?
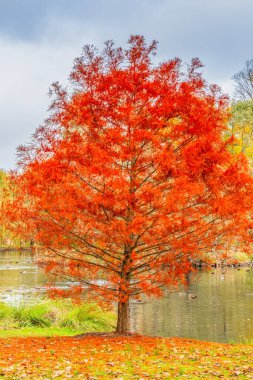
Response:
[131,269,253,343]
[1,250,253,343]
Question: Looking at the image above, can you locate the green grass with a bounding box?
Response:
[0,298,116,337]
[0,326,82,337]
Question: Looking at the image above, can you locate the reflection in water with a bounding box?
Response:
[0,251,253,343]
[131,269,253,343]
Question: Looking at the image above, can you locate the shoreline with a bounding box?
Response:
[0,247,33,252]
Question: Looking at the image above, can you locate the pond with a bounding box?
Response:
[0,250,253,343]
[131,268,253,343]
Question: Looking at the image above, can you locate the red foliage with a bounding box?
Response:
[4,36,253,332]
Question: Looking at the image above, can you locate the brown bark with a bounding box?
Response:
[116,300,130,334]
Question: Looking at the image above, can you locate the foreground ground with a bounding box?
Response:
[0,335,253,379]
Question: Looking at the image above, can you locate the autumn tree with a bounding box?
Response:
[6,36,253,333]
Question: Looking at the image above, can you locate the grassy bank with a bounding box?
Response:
[0,299,116,337]
[0,335,253,379]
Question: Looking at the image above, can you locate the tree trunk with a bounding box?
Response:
[116,300,130,334]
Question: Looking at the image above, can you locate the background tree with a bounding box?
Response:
[232,58,253,100]
[222,99,253,261]
[225,100,253,170]
[0,170,8,246]
[5,36,253,334]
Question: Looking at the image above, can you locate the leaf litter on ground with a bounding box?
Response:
[0,334,253,379]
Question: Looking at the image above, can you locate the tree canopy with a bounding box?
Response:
[5,36,253,333]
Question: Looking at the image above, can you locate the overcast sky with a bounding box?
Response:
[0,0,252,170]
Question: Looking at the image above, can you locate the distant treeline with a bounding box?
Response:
[0,170,30,248]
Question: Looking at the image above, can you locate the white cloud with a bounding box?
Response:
[0,11,128,170]
[0,21,96,170]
